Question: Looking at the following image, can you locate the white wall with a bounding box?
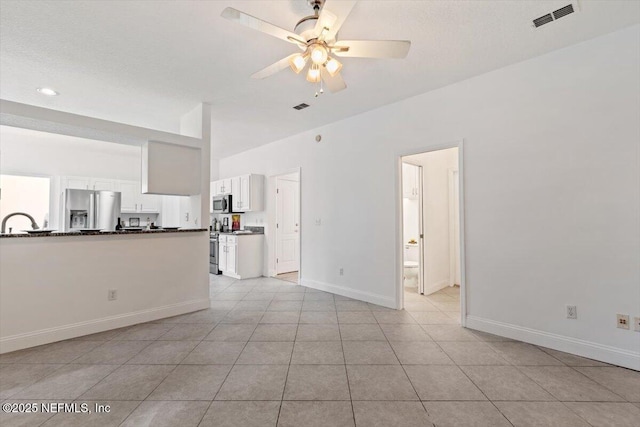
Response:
[218,26,640,369]
[406,148,459,294]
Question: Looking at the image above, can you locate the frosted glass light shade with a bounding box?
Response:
[306,66,321,82]
[325,58,342,76]
[289,54,307,74]
[310,45,328,65]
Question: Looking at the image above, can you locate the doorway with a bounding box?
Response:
[273,170,300,284]
[399,145,464,324]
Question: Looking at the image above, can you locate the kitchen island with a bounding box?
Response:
[0,228,207,238]
[0,228,210,353]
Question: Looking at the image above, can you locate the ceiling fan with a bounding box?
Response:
[221,0,411,96]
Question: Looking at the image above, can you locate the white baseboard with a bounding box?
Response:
[301,279,395,309]
[0,298,211,354]
[466,315,640,371]
[423,280,450,296]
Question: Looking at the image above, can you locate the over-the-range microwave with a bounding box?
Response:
[212,195,235,214]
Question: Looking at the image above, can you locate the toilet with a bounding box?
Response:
[403,244,419,288]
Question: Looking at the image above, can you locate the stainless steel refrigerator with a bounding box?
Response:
[63,189,122,231]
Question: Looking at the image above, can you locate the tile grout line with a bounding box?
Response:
[274,288,306,426]
[406,287,515,426]
[121,277,241,426]
[334,294,357,427]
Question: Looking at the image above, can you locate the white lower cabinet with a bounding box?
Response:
[220,239,237,275]
[219,234,263,279]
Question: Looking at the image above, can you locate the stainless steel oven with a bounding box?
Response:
[210,235,220,274]
[212,195,233,214]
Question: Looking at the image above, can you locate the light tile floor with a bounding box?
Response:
[1,276,638,426]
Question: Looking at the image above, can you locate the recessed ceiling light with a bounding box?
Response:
[37,87,59,96]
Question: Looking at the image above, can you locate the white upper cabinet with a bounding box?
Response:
[63,177,91,190]
[212,178,233,196]
[231,174,264,212]
[92,179,115,191]
[212,174,264,212]
[140,193,160,213]
[63,176,115,191]
[117,181,139,213]
[402,163,420,199]
[117,180,160,213]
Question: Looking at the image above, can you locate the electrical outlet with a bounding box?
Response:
[634,317,640,332]
[617,314,630,329]
[185,212,190,222]
[339,268,344,276]
[108,289,118,301]
[566,305,577,319]
[315,218,322,226]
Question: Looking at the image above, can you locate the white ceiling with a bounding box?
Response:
[1,1,638,158]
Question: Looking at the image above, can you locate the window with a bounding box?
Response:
[0,174,50,232]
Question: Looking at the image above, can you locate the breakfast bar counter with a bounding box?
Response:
[0,228,208,238]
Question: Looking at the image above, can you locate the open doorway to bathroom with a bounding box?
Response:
[272,170,301,284]
[400,146,463,324]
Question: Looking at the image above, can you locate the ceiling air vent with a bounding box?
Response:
[532,2,578,28]
[533,14,554,28]
[553,4,574,19]
[293,103,310,110]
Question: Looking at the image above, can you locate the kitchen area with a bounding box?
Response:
[0,102,211,354]
[209,174,266,280]
[0,126,196,236]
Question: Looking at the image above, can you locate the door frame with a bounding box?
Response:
[396,140,467,327]
[448,168,460,287]
[271,167,302,284]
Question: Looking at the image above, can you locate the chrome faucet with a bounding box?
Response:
[1,212,39,233]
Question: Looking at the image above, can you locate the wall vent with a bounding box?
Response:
[532,3,577,28]
[293,103,310,110]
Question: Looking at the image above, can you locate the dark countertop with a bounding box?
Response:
[0,228,208,239]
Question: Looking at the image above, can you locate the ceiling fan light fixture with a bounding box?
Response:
[324,57,342,76]
[310,44,328,65]
[306,65,321,83]
[289,53,308,74]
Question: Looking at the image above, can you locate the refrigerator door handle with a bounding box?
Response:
[89,192,96,229]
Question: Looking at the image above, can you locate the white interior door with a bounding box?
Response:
[276,177,300,274]
[449,169,461,286]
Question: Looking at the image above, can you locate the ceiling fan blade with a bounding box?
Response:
[332,40,411,59]
[321,0,357,40]
[251,54,298,79]
[320,67,346,93]
[221,7,306,46]
[313,9,337,39]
